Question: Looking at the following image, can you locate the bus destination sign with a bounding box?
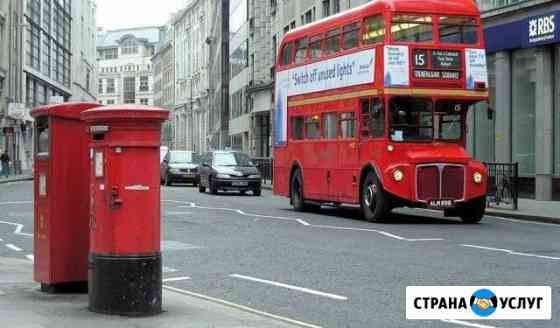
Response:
[413,49,461,80]
[431,50,461,69]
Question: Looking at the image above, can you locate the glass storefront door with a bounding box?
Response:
[512,48,536,177]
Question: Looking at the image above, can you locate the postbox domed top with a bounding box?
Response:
[81,104,169,123]
[30,102,102,120]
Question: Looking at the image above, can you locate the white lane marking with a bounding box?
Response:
[163,266,179,273]
[163,285,324,328]
[441,319,498,328]
[312,224,444,242]
[462,244,560,260]
[165,211,193,216]
[296,219,310,226]
[163,200,443,242]
[26,254,34,261]
[230,274,348,301]
[487,215,560,227]
[0,201,33,206]
[163,276,191,282]
[0,220,33,237]
[5,244,23,252]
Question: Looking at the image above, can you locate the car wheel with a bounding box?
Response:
[209,178,218,195]
[460,197,485,224]
[198,183,206,193]
[360,171,389,222]
[253,189,261,197]
[165,174,172,186]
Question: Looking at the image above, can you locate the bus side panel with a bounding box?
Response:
[273,147,290,197]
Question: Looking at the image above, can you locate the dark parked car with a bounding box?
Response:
[160,150,200,186]
[198,151,262,196]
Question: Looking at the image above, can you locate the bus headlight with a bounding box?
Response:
[393,169,404,182]
[473,172,483,184]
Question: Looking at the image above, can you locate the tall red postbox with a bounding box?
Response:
[81,105,169,316]
[30,102,102,292]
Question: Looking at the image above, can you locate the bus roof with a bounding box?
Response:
[283,0,480,44]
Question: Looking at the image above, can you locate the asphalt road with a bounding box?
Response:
[1,180,559,328]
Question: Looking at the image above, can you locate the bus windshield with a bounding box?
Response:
[389,98,471,143]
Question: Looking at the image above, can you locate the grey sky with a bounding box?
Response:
[96,0,186,30]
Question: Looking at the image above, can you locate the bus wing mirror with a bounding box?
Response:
[487,107,494,120]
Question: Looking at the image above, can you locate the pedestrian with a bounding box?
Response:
[1,151,10,178]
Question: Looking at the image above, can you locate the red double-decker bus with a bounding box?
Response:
[273,0,489,223]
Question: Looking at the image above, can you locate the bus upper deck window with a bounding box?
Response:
[295,38,309,64]
[324,28,341,55]
[342,22,360,50]
[309,35,323,60]
[281,42,294,65]
[439,16,479,44]
[391,15,433,42]
[363,15,385,44]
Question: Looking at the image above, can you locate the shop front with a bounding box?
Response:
[470,5,560,200]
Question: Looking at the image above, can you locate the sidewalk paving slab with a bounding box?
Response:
[0,174,33,184]
[485,198,560,224]
[0,257,306,328]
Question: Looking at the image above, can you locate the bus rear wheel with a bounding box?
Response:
[459,197,486,224]
[290,169,319,212]
[361,171,389,222]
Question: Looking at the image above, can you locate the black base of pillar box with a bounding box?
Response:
[88,253,162,317]
[40,281,88,294]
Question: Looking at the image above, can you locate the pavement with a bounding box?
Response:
[1,180,559,328]
[0,259,304,328]
[0,172,33,184]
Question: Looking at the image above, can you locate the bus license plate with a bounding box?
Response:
[232,181,248,187]
[428,199,454,209]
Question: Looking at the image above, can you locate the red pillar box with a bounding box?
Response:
[81,105,169,316]
[30,102,102,293]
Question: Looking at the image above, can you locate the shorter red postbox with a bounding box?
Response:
[81,105,169,316]
[30,102,102,292]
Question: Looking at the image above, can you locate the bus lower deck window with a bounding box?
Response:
[292,117,305,140]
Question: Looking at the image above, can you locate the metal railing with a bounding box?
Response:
[253,157,273,185]
[484,162,519,210]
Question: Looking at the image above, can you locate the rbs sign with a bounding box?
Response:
[525,12,559,46]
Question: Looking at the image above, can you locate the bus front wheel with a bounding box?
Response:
[459,197,486,224]
[361,171,389,222]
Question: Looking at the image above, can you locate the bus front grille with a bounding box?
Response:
[416,165,465,202]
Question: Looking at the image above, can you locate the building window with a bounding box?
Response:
[42,32,51,76]
[363,15,385,45]
[104,48,118,59]
[230,89,244,119]
[322,0,330,18]
[106,78,115,93]
[43,0,52,33]
[140,99,149,105]
[27,25,41,71]
[333,0,340,14]
[121,39,138,55]
[98,79,103,94]
[230,40,248,78]
[123,77,136,104]
[107,100,115,105]
[139,76,149,91]
[512,48,536,177]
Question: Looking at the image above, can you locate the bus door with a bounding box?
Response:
[336,105,361,202]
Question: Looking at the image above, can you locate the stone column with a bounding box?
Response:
[534,46,554,201]
[493,51,512,163]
